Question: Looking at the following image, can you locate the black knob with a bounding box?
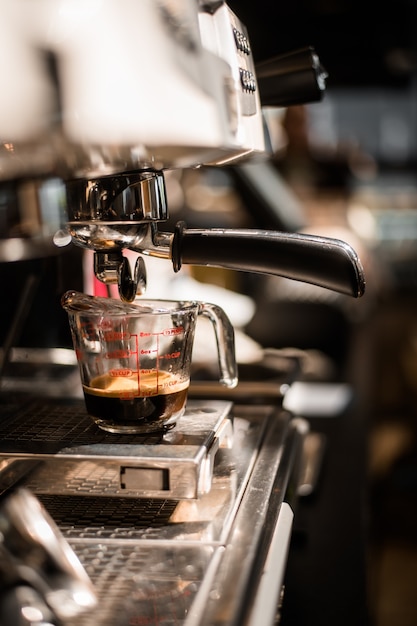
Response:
[256,46,328,107]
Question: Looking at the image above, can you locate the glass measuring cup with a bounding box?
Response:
[61,291,237,434]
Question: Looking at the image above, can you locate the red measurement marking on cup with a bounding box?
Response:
[136,331,160,393]
[109,368,133,377]
[105,349,131,359]
[159,351,181,360]
[119,390,136,400]
[140,389,159,397]
[103,331,130,342]
[159,377,183,389]
[162,326,184,336]
[130,333,141,394]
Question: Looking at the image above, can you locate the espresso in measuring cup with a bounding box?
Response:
[62,292,237,434]
[82,370,189,434]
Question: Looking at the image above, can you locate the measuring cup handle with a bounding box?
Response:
[198,303,238,388]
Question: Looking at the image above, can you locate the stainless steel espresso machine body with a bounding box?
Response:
[0,0,364,302]
[0,1,365,624]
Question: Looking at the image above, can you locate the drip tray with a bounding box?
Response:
[0,399,234,499]
[0,400,296,626]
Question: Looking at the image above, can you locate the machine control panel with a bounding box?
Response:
[228,11,258,115]
[233,27,251,55]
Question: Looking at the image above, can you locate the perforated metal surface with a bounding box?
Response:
[22,408,274,626]
[64,541,216,626]
[0,398,167,449]
[37,494,179,539]
[0,398,234,498]
[0,399,298,626]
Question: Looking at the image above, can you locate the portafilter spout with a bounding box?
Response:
[64,170,365,301]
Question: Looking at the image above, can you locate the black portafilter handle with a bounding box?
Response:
[255,46,328,107]
[172,222,365,298]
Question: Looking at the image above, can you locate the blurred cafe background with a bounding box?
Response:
[229,2,417,625]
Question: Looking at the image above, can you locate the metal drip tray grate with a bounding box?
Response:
[0,402,298,626]
[0,398,234,499]
[37,494,179,539]
[64,540,217,626]
[0,399,204,447]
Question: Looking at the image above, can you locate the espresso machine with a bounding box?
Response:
[0,1,366,624]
